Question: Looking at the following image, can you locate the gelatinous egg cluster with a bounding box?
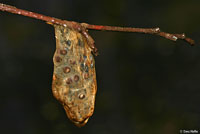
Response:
[52,25,97,127]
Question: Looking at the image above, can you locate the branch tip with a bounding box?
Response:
[0,2,195,46]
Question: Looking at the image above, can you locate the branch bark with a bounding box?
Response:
[0,3,195,46]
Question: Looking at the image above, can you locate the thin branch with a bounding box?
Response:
[0,3,195,46]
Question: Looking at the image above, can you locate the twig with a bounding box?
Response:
[0,3,195,46]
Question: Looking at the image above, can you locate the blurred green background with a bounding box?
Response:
[0,0,200,134]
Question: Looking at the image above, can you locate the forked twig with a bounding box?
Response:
[0,3,195,46]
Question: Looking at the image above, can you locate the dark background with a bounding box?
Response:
[0,0,200,134]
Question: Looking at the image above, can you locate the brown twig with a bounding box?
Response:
[0,3,195,46]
